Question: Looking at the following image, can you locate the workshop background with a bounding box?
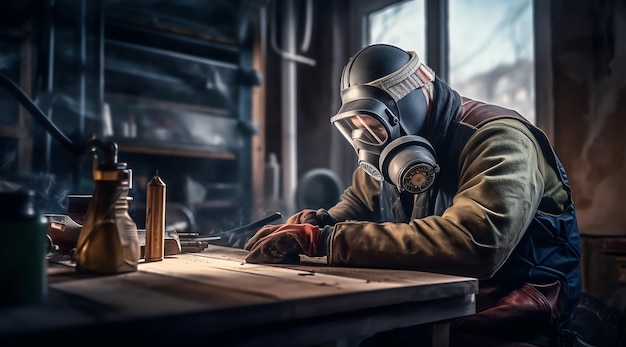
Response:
[0,0,625,340]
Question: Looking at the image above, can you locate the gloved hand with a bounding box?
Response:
[286,208,335,226]
[244,224,324,264]
[243,223,283,250]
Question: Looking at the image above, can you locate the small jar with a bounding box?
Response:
[0,189,47,308]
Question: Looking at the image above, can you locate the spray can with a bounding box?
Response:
[145,172,166,262]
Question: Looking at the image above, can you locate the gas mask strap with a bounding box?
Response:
[411,191,430,219]
[366,51,435,102]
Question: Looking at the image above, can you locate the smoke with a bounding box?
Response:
[0,171,71,214]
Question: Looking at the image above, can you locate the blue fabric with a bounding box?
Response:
[438,97,582,330]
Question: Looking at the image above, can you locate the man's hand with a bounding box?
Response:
[243,223,283,250]
[242,210,321,250]
[244,224,323,264]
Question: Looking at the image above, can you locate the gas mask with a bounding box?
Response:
[331,46,439,194]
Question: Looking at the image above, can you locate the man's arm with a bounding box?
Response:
[327,119,545,279]
[326,167,382,223]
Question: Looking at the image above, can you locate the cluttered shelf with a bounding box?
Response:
[104,38,240,109]
[103,0,244,50]
[104,93,242,158]
[105,93,232,117]
[115,141,237,159]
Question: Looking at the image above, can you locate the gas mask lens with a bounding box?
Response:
[333,114,388,146]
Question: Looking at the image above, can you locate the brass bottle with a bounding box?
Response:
[75,162,140,274]
[145,173,166,262]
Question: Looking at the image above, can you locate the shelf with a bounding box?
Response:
[105,18,240,63]
[106,93,231,117]
[105,39,240,111]
[116,141,236,160]
[104,93,244,156]
[107,39,239,70]
[96,0,255,227]
[104,0,242,47]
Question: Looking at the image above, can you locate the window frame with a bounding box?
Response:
[349,0,554,141]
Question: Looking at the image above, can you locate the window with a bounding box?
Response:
[368,0,426,63]
[449,0,534,123]
[367,0,536,124]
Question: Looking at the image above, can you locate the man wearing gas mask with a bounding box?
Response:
[244,44,581,346]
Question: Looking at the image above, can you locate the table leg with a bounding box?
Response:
[429,322,450,347]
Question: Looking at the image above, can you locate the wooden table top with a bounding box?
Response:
[0,245,478,346]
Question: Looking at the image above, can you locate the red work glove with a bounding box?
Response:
[244,223,283,250]
[285,209,316,224]
[244,224,324,264]
[286,208,335,226]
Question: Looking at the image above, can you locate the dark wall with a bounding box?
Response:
[551,0,626,236]
[551,0,626,307]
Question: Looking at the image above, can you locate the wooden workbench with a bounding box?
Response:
[0,245,477,346]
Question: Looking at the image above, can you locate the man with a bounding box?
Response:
[244,43,582,346]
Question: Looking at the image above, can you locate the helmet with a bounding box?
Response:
[330,44,439,193]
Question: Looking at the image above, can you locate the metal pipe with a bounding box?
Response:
[300,0,313,52]
[97,0,104,138]
[71,0,87,191]
[44,0,55,171]
[281,0,298,216]
[79,0,86,135]
[270,0,315,66]
[0,73,78,154]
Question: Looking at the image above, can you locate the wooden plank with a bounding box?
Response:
[197,244,478,285]
[40,264,474,339]
[45,250,475,328]
[141,252,475,295]
[50,246,477,303]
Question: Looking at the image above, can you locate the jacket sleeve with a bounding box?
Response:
[327,167,382,223]
[327,119,545,279]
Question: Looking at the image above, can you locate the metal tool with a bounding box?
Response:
[192,212,283,249]
[44,214,83,254]
[198,212,283,240]
[137,229,181,258]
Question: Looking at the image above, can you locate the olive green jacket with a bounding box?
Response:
[326,118,568,279]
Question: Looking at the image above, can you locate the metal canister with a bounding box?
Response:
[0,188,47,307]
[145,173,166,262]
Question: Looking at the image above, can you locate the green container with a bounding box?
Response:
[0,189,47,308]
